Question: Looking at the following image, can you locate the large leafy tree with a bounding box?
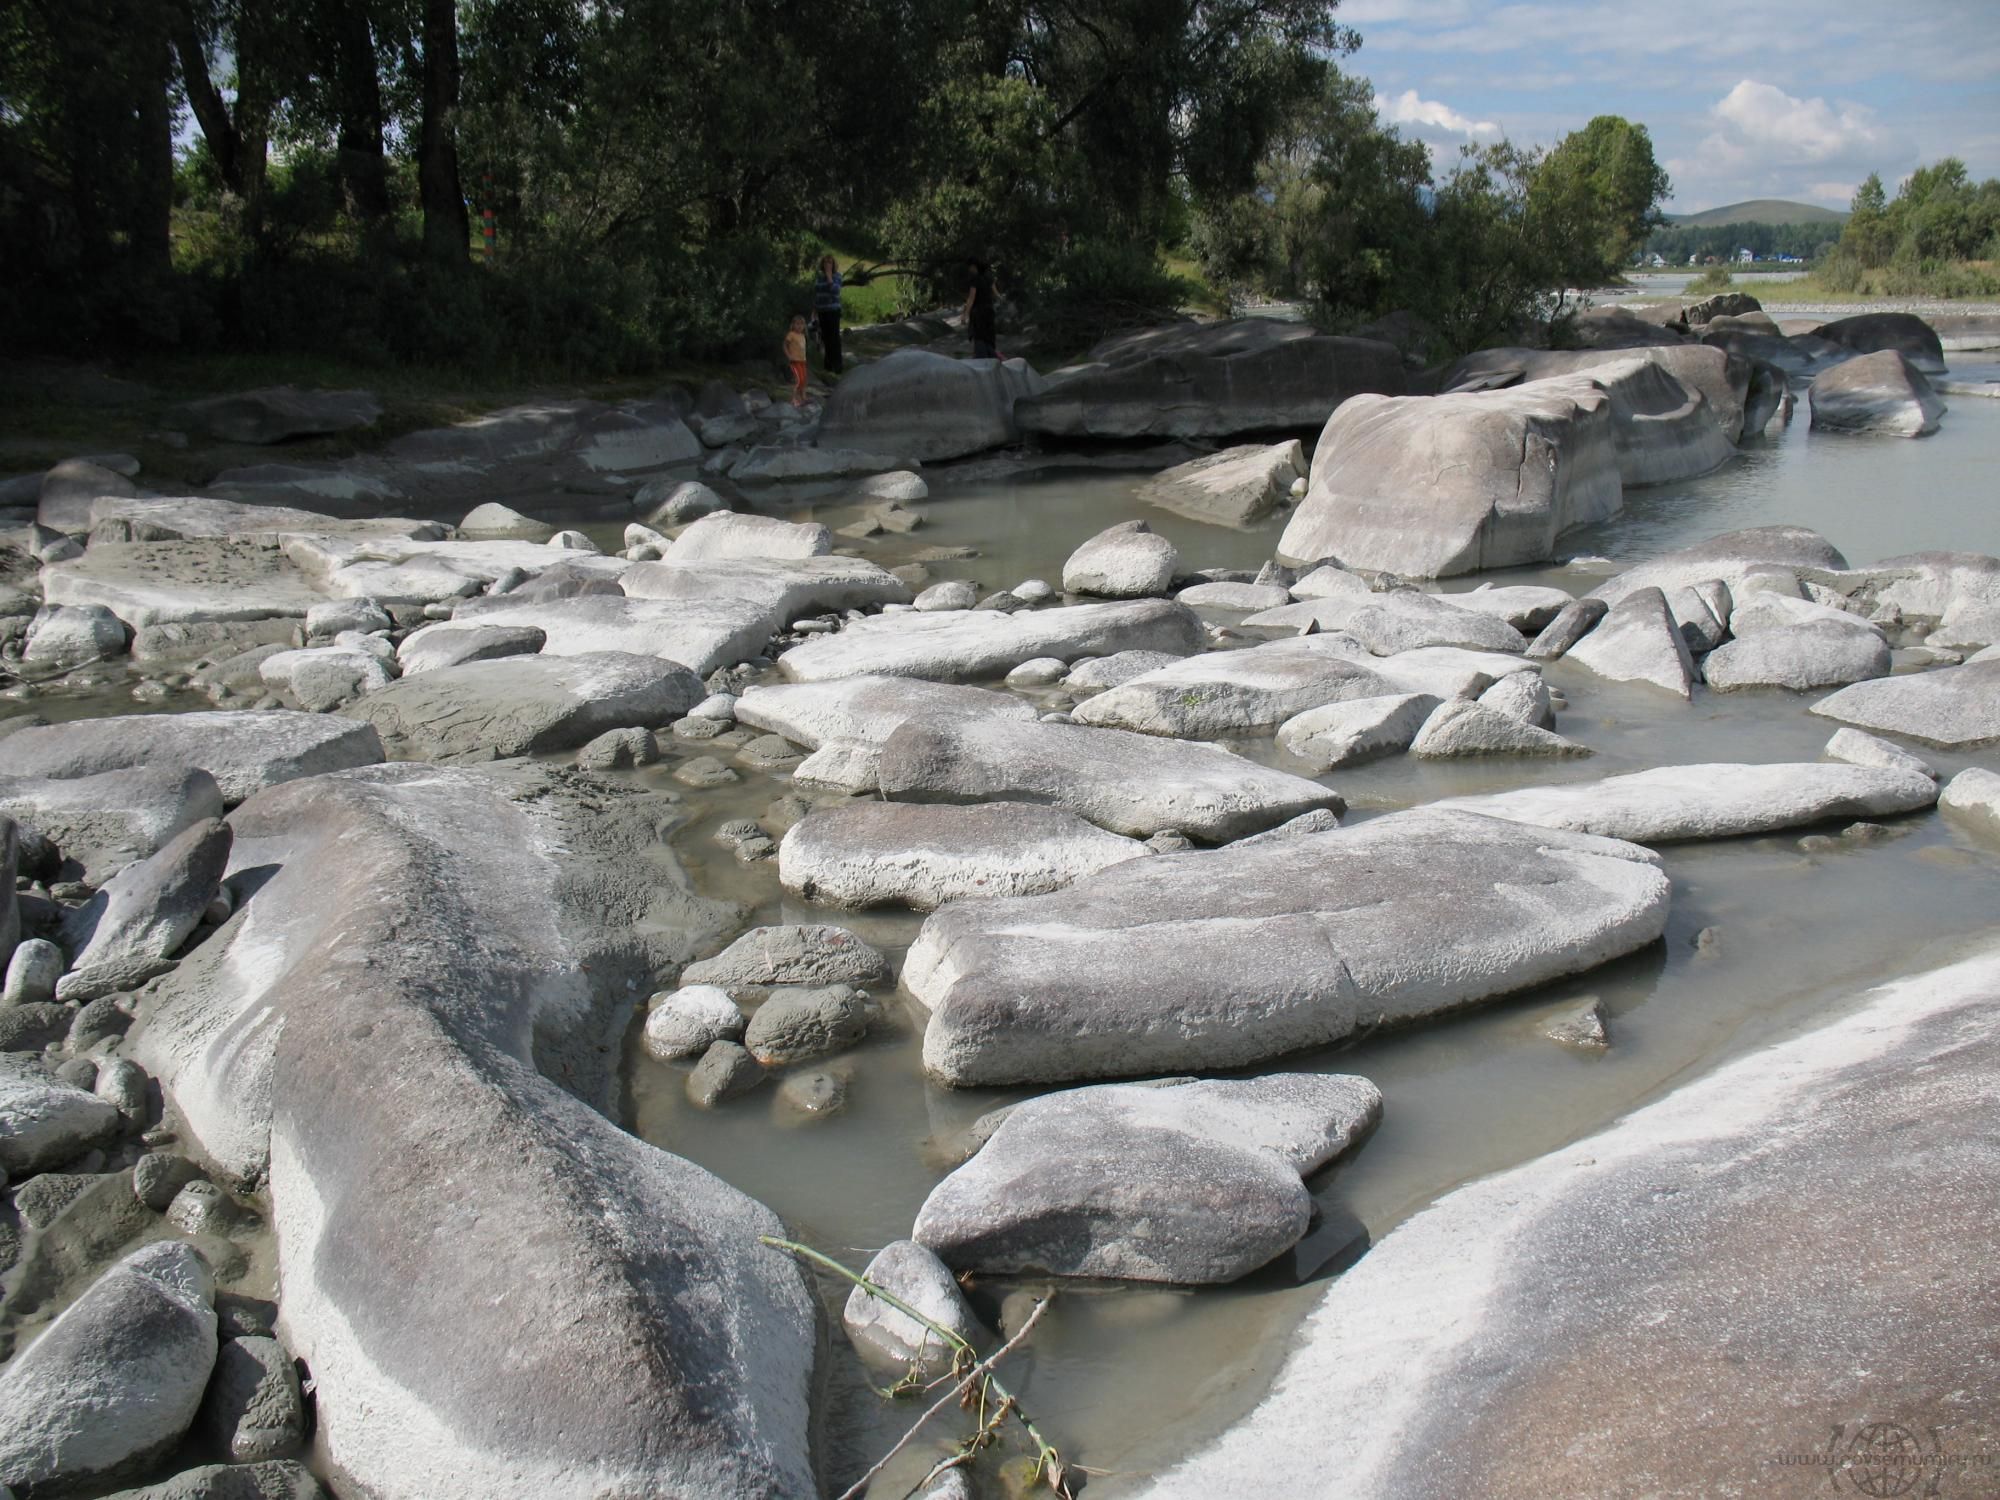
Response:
[1530,114,1670,278]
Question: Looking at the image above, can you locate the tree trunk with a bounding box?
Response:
[170,4,239,192]
[331,1,392,236]
[418,0,470,268]
[129,12,176,271]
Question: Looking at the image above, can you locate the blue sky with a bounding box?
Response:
[1338,0,2000,211]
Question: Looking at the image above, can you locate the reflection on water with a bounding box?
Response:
[620,390,2000,1494]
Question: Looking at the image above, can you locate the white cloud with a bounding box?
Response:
[1707,79,1885,165]
[1665,78,1916,208]
[1372,88,1502,141]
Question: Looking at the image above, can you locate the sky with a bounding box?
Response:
[1338,0,2000,212]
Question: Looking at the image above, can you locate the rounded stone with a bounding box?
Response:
[641,986,746,1061]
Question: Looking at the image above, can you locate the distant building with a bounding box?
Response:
[1737,247,1755,263]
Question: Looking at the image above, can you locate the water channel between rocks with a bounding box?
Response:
[601,392,2000,1494]
[8,387,1996,1497]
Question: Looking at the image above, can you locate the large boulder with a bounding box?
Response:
[1062,521,1180,598]
[1810,312,1947,374]
[340,651,703,761]
[176,386,382,444]
[0,711,384,804]
[22,603,127,668]
[1442,344,1751,445]
[1432,762,1939,843]
[912,1075,1382,1283]
[779,800,1146,910]
[816,348,1048,460]
[1561,586,1696,698]
[1808,350,1947,437]
[126,763,814,1498]
[777,599,1205,683]
[876,715,1343,842]
[906,809,1670,1085]
[0,766,225,883]
[1701,619,1891,692]
[1586,526,1849,608]
[1015,319,1407,440]
[1069,637,1402,739]
[0,1241,217,1493]
[0,1052,123,1175]
[1135,441,1307,526]
[663,513,831,561]
[1809,660,2000,748]
[1276,377,1622,578]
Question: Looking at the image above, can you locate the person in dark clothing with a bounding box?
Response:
[963,260,998,359]
[813,255,844,374]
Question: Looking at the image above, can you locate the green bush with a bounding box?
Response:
[1031,240,1194,349]
[1686,264,1735,293]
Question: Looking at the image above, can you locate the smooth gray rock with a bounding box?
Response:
[665,512,831,561]
[457,503,556,541]
[1939,767,2000,839]
[1341,593,1530,655]
[640,986,746,1061]
[1070,637,1401,739]
[1701,620,1891,692]
[1061,650,1189,691]
[1442,344,1752,443]
[198,1336,305,1461]
[178,386,381,444]
[1432,762,1939,843]
[133,1152,204,1212]
[1062,521,1180,598]
[1015,320,1407,440]
[342,651,701,761]
[4,939,64,1007]
[1853,550,2000,649]
[913,579,978,612]
[0,711,384,805]
[1809,660,2000,748]
[817,348,1048,460]
[60,818,230,980]
[737,677,1038,752]
[907,809,1669,1086]
[23,603,127,669]
[1587,526,1849,609]
[1137,441,1306,526]
[913,1074,1382,1282]
[1526,597,1609,660]
[1176,581,1294,612]
[1809,350,1946,437]
[123,763,811,1497]
[42,538,326,628]
[682,925,886,990]
[635,478,728,528]
[1276,693,1438,771]
[392,624,548,680]
[0,1053,123,1175]
[1820,727,1935,780]
[131,618,299,664]
[877,715,1342,843]
[1566,587,1696,698]
[304,598,392,639]
[842,1239,984,1373]
[1277,377,1622,578]
[777,599,1206,683]
[0,1002,76,1053]
[1477,669,1555,728]
[258,646,393,711]
[686,1040,764,1107]
[573,726,658,770]
[0,1241,217,1493]
[1811,311,1947,373]
[99,1460,326,1500]
[1443,585,1576,635]
[780,801,1145,911]
[38,458,138,532]
[1410,698,1588,758]
[742,985,868,1066]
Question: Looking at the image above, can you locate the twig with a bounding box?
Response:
[759,1236,1071,1498]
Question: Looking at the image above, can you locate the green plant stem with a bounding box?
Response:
[759,1235,1070,1496]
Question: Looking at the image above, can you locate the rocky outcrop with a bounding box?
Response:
[816,348,1048,460]
[1276,376,1622,578]
[127,763,814,1498]
[1564,587,1696,698]
[1015,319,1407,440]
[1808,350,1947,437]
[1442,344,1751,445]
[906,809,1670,1086]
[1810,311,1947,374]
[175,386,381,445]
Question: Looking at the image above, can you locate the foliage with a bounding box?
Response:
[1529,115,1670,278]
[1686,264,1735,293]
[1644,218,1842,265]
[1814,159,2000,291]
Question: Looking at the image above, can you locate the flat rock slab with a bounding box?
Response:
[906,808,1669,1086]
[342,651,702,761]
[0,766,225,884]
[177,386,381,444]
[1809,659,2000,748]
[777,599,1205,683]
[913,1075,1382,1283]
[87,496,435,546]
[1702,620,1891,691]
[620,555,911,616]
[1587,525,1849,608]
[735,675,1038,751]
[1133,946,2000,1500]
[418,595,772,677]
[1431,762,1939,843]
[877,716,1342,843]
[1,711,383,805]
[1070,638,1402,739]
[1136,442,1305,527]
[1341,592,1530,655]
[780,801,1146,911]
[1443,344,1751,442]
[41,541,330,627]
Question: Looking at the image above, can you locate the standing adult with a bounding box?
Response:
[963,260,998,359]
[813,255,844,374]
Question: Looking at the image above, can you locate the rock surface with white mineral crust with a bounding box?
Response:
[681,924,887,989]
[1276,693,1439,771]
[1339,592,1531,655]
[0,711,384,805]
[1431,761,1940,843]
[1409,698,1588,758]
[1809,659,2000,747]
[777,598,1206,683]
[0,766,225,884]
[1701,619,1891,692]
[735,675,1039,751]
[0,1241,217,1494]
[1277,376,1623,578]
[912,1074,1382,1282]
[1131,945,2000,1500]
[1939,767,2000,839]
[780,801,1146,910]
[877,715,1342,843]
[906,809,1669,1086]
[125,762,814,1499]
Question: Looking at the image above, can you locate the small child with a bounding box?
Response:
[784,314,809,407]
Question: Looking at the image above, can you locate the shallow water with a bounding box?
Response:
[617,390,2000,1494]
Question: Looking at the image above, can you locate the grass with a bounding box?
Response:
[1749,263,2000,305]
[1160,251,1233,317]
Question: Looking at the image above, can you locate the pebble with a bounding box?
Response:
[1542,997,1610,1050]
[166,1179,237,1237]
[1005,657,1068,687]
[775,1068,850,1122]
[1145,829,1194,854]
[671,716,727,741]
[134,1152,205,1212]
[686,1040,764,1108]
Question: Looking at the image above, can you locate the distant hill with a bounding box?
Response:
[1665,199,1848,227]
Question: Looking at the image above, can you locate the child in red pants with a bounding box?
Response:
[784,315,809,407]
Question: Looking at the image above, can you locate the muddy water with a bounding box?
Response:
[621,394,2000,1493]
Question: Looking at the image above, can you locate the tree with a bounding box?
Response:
[418,0,471,266]
[1532,114,1670,279]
